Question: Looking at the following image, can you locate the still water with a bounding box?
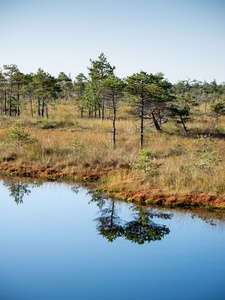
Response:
[0,176,225,300]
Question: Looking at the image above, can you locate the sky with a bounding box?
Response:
[0,0,225,83]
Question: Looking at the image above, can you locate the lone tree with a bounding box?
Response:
[126,71,172,147]
[88,53,115,120]
[126,71,153,147]
[145,73,174,131]
[101,74,125,147]
[74,73,87,118]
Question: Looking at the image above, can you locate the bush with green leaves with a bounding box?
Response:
[131,149,162,176]
[6,122,38,148]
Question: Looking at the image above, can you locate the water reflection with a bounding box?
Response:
[2,177,42,204]
[95,199,124,242]
[1,178,225,299]
[124,206,171,244]
[86,189,225,240]
[3,180,31,204]
[190,210,225,227]
[88,190,106,210]
[89,189,172,244]
[1,175,225,235]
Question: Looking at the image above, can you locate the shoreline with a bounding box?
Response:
[1,163,225,211]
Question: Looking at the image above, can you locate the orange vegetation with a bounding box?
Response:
[1,162,225,210]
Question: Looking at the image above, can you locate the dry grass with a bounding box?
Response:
[1,101,225,199]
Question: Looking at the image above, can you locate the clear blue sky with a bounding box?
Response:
[1,0,225,83]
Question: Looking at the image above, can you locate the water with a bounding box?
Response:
[0,176,225,300]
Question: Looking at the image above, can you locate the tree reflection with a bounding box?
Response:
[90,189,172,244]
[3,178,42,204]
[95,199,124,242]
[88,190,106,210]
[3,180,31,204]
[190,209,225,227]
[124,207,171,244]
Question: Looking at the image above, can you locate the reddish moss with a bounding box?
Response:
[1,162,225,210]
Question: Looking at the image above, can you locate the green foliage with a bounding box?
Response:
[169,140,190,156]
[101,74,126,92]
[192,135,222,171]
[32,68,61,117]
[131,148,162,176]
[6,122,38,148]
[39,119,76,129]
[3,181,31,204]
[71,135,91,160]
[74,73,87,116]
[124,206,170,244]
[33,68,61,99]
[125,71,173,141]
[57,72,73,101]
[83,80,101,112]
[3,64,19,82]
[167,102,190,132]
[88,53,115,81]
[210,102,225,122]
[167,103,190,117]
[71,135,81,152]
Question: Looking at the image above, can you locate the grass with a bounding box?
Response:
[0,101,225,209]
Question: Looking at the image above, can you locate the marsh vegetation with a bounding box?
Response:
[1,54,225,208]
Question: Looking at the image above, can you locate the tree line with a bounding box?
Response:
[1,53,225,146]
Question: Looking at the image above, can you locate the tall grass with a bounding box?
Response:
[1,101,225,197]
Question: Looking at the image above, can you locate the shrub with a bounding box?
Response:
[192,135,222,171]
[6,122,38,148]
[131,149,162,176]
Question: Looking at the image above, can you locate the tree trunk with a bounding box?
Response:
[81,107,83,118]
[4,90,7,115]
[110,200,115,227]
[41,97,45,117]
[16,92,20,116]
[158,109,162,125]
[204,94,208,113]
[30,95,33,118]
[46,105,48,118]
[140,98,144,147]
[112,100,116,147]
[101,98,104,120]
[1,92,3,115]
[180,117,187,132]
[151,112,161,131]
[9,88,12,116]
[37,98,41,117]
